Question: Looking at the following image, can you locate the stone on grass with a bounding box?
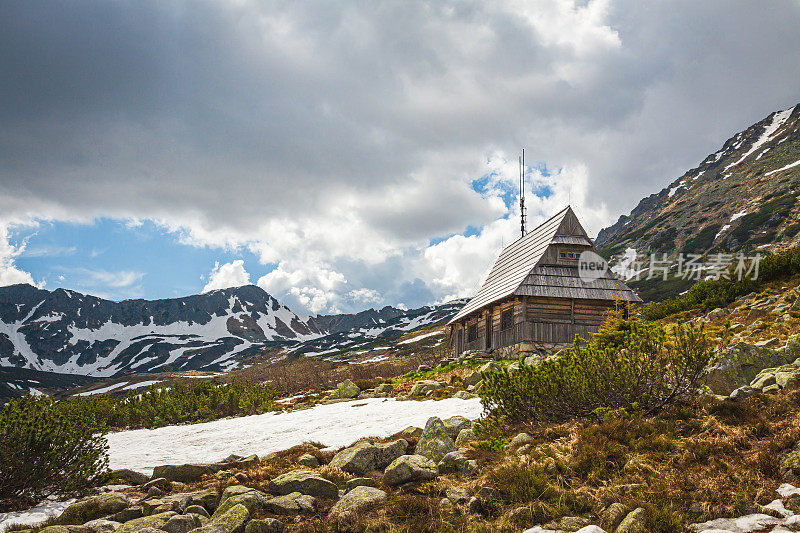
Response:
[244,518,285,533]
[263,493,316,515]
[398,426,423,439]
[455,428,478,447]
[705,342,793,394]
[383,455,438,486]
[207,503,249,533]
[409,380,443,398]
[40,527,90,533]
[328,439,408,475]
[442,416,471,439]
[437,451,475,475]
[151,463,218,483]
[329,486,387,519]
[297,453,319,468]
[117,511,177,533]
[109,507,143,523]
[330,379,360,399]
[616,508,647,533]
[479,362,501,373]
[106,469,149,486]
[185,505,211,518]
[510,432,535,449]
[415,417,456,462]
[269,469,338,499]
[345,477,376,492]
[58,493,131,525]
[213,489,268,516]
[543,516,590,531]
[600,503,627,530]
[454,391,477,400]
[161,514,204,533]
[82,519,121,533]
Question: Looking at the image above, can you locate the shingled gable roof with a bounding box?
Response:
[449,206,640,324]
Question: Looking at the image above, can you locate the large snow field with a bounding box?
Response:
[108,397,484,474]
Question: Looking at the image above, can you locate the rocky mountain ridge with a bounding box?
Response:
[597,102,800,261]
[0,284,465,377]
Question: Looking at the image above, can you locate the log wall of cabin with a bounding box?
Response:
[452,296,620,354]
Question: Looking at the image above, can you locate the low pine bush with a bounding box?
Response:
[0,396,108,506]
[480,321,712,422]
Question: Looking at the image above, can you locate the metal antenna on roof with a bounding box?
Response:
[519,149,527,238]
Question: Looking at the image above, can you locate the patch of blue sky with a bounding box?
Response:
[9,219,271,301]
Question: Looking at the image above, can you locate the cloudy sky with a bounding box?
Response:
[1,0,799,313]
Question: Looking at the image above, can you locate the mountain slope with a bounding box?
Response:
[597,103,800,260]
[0,284,465,377]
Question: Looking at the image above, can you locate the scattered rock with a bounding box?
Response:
[600,503,627,530]
[455,428,478,447]
[454,391,477,400]
[756,338,781,348]
[263,492,316,515]
[616,507,647,533]
[117,511,177,533]
[416,417,456,462]
[58,493,131,525]
[445,487,469,505]
[161,514,204,533]
[109,507,143,523]
[143,477,172,492]
[329,486,387,519]
[398,426,423,439]
[329,439,408,475]
[297,453,319,468]
[214,488,268,516]
[510,432,536,450]
[345,477,376,492]
[39,527,90,533]
[244,518,285,533]
[185,505,211,518]
[543,516,590,531]
[206,503,249,533]
[330,380,360,400]
[106,469,149,486]
[437,450,475,475]
[728,385,754,402]
[383,455,438,486]
[409,380,443,398]
[442,416,471,439]
[479,362,501,373]
[82,520,121,533]
[705,342,794,395]
[269,469,338,499]
[151,463,219,483]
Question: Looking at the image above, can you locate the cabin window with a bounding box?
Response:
[500,309,514,331]
[559,251,579,259]
[467,324,478,342]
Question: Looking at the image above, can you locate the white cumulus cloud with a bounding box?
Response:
[202,260,251,293]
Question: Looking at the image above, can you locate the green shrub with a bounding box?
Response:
[0,396,108,506]
[480,322,711,422]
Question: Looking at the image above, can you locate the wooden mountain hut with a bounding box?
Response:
[447,206,642,356]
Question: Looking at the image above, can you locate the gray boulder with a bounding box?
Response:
[269,469,338,499]
[616,507,646,533]
[151,463,219,483]
[58,493,131,525]
[437,451,475,475]
[443,416,471,439]
[328,486,387,519]
[117,511,177,533]
[409,380,443,398]
[206,503,249,533]
[82,520,121,533]
[705,342,794,394]
[462,371,482,388]
[345,477,377,492]
[330,379,360,399]
[455,428,478,447]
[416,417,456,462]
[213,489,267,516]
[263,493,316,515]
[329,439,408,475]
[161,514,204,533]
[383,455,438,486]
[106,469,149,486]
[297,453,319,468]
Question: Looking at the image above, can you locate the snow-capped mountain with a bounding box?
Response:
[597,103,800,258]
[0,284,465,377]
[595,103,800,300]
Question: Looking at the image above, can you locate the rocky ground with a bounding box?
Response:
[11,278,800,532]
